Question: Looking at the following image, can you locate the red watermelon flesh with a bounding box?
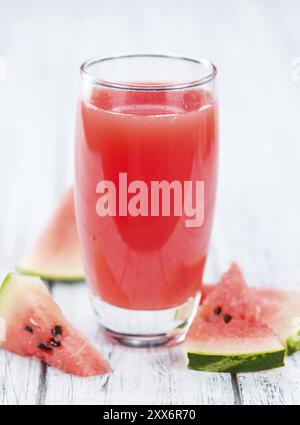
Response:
[18,188,84,282]
[0,273,111,376]
[187,316,283,356]
[200,263,261,323]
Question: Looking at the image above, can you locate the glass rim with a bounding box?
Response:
[80,53,217,91]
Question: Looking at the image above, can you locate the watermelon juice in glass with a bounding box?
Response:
[75,54,218,346]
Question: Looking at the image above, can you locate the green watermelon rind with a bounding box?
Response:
[0,272,43,315]
[16,266,84,283]
[186,349,285,373]
[0,273,12,296]
[286,331,300,356]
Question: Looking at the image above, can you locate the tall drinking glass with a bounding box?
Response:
[75,54,218,346]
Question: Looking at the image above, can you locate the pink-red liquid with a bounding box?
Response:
[75,87,218,310]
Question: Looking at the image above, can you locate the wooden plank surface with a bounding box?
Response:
[0,0,300,405]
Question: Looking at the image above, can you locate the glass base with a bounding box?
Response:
[90,292,201,347]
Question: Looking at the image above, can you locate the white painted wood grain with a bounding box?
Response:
[236,354,300,405]
[1,0,300,405]
[0,352,43,405]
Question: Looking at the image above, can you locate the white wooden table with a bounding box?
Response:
[1,0,300,405]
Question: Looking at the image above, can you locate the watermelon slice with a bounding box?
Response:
[202,285,300,355]
[185,264,285,373]
[0,273,111,376]
[18,188,84,282]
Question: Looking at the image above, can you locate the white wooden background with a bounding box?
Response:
[0,0,300,405]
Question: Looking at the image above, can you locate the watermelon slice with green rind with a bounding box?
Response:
[18,188,84,282]
[0,273,111,376]
[185,264,285,373]
[186,317,285,373]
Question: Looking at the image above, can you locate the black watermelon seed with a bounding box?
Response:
[50,338,61,347]
[224,314,232,323]
[24,325,33,333]
[51,325,62,337]
[214,307,222,315]
[37,343,52,351]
